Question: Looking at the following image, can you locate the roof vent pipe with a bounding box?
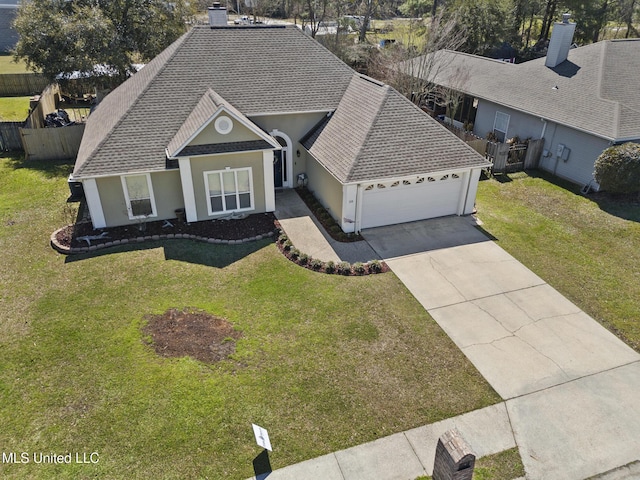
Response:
[545,13,576,68]
[208,2,228,26]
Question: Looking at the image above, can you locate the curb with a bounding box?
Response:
[50,226,276,255]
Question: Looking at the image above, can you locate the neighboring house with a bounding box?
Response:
[71,8,489,234]
[402,16,640,190]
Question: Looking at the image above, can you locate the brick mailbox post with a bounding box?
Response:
[432,429,476,480]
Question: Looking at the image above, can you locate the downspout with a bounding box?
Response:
[461,170,473,215]
[539,118,548,170]
[355,183,364,233]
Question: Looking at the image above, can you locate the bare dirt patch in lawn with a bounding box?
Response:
[143,308,242,363]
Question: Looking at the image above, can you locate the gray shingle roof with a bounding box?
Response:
[403,39,640,142]
[73,25,354,178]
[303,75,490,183]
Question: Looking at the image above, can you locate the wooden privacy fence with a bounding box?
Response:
[0,122,23,151]
[0,74,50,96]
[25,83,59,129]
[487,138,544,174]
[18,83,87,160]
[467,138,487,156]
[20,123,85,160]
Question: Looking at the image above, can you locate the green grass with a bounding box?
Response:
[0,53,32,74]
[476,171,640,352]
[0,96,30,121]
[0,154,499,479]
[473,448,526,480]
[415,447,525,480]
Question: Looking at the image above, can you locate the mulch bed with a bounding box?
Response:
[51,210,388,275]
[143,307,242,364]
[55,213,278,249]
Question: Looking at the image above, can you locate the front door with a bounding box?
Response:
[273,136,288,188]
[273,150,284,188]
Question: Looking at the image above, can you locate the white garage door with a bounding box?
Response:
[361,173,465,229]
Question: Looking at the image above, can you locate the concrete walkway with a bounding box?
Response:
[261,196,640,480]
[274,189,379,264]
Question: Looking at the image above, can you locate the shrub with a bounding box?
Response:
[325,260,336,273]
[298,253,309,265]
[278,233,288,244]
[290,248,300,260]
[310,258,323,270]
[337,261,352,275]
[367,259,383,273]
[283,239,293,251]
[353,262,366,275]
[594,143,640,194]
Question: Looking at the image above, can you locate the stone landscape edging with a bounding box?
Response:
[274,232,388,276]
[50,225,387,276]
[50,225,276,255]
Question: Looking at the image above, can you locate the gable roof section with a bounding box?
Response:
[303,75,490,183]
[403,39,640,142]
[73,25,355,178]
[166,88,280,158]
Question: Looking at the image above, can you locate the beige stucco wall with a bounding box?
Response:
[97,170,183,227]
[191,116,263,145]
[305,154,344,223]
[250,111,328,180]
[475,100,611,188]
[187,151,267,221]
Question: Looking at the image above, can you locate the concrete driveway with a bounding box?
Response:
[363,217,640,479]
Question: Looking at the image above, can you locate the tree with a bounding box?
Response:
[399,0,432,17]
[538,0,558,40]
[373,12,468,107]
[564,0,612,43]
[446,0,517,54]
[13,0,192,85]
[615,0,640,37]
[594,143,640,195]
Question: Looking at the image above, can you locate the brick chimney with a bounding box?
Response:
[545,14,577,68]
[208,2,228,26]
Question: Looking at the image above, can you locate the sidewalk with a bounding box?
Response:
[248,403,523,480]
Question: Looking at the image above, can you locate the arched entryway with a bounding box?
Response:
[270,130,293,189]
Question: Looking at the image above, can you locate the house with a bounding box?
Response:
[402,15,640,190]
[70,8,489,234]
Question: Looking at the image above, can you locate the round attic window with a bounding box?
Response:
[215,116,233,135]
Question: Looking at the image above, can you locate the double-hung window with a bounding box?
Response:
[122,173,157,219]
[493,111,510,143]
[205,167,253,215]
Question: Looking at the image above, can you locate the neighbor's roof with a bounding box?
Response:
[73,25,355,178]
[303,75,490,183]
[402,39,640,142]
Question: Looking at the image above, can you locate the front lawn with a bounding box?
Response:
[476,171,640,352]
[0,155,499,479]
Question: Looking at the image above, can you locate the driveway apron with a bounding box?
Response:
[363,217,640,480]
